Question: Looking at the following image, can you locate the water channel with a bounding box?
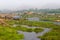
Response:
[13,17,60,40]
[16,25,51,40]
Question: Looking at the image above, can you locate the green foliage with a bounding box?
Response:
[14,25,43,32]
[0,25,24,40]
[6,19,60,40]
[33,28,43,33]
[38,30,60,40]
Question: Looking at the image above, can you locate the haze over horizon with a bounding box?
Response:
[0,0,60,10]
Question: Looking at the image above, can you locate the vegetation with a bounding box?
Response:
[0,25,24,40]
[15,19,60,40]
[1,12,60,40]
[5,20,43,33]
[11,25,43,33]
[33,28,43,33]
[38,28,60,40]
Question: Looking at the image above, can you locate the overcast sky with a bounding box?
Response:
[0,0,60,10]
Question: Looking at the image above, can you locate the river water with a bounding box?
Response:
[12,17,59,40]
[18,31,40,40]
[17,25,51,40]
[12,21,59,40]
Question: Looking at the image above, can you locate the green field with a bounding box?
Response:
[0,25,24,40]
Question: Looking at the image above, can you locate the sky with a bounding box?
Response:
[0,0,60,10]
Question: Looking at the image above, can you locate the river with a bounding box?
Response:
[17,25,51,40]
[11,16,59,40]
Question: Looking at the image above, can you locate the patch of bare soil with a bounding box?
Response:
[0,19,9,26]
